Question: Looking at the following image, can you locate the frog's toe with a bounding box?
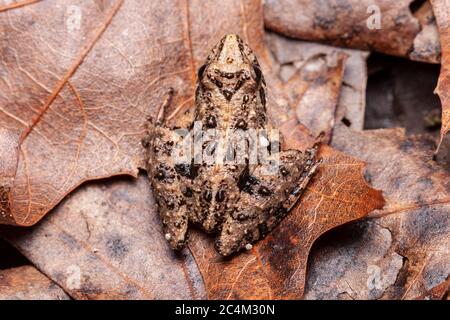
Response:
[160,205,189,250]
[215,217,256,256]
[163,226,188,251]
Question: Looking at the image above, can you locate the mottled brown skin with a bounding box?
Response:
[146,34,321,256]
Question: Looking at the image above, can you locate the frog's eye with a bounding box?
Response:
[253,65,262,83]
[197,64,207,80]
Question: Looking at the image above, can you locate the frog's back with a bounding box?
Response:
[190,34,269,232]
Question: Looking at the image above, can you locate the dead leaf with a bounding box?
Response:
[0,128,20,224]
[2,174,206,299]
[410,0,441,64]
[266,32,368,132]
[264,0,441,63]
[0,265,70,300]
[188,120,384,299]
[284,52,347,142]
[303,125,450,299]
[431,0,450,151]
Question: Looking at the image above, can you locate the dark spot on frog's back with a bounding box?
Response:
[106,237,129,259]
[203,189,212,202]
[235,119,247,129]
[205,115,217,128]
[238,169,259,193]
[155,168,166,181]
[222,89,234,101]
[215,188,226,202]
[174,163,191,177]
[258,186,271,196]
[253,65,262,83]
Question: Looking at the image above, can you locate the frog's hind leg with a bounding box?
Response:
[280,144,322,212]
[147,125,192,250]
[215,144,321,256]
[144,88,192,250]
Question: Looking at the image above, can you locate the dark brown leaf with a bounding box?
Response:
[264,0,441,63]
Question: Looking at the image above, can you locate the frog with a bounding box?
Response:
[145,34,321,256]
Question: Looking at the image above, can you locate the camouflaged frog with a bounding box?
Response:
[145,34,321,256]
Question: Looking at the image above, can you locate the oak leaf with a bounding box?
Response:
[431,0,450,151]
[304,125,450,299]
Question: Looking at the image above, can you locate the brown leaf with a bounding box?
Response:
[266,32,369,131]
[188,120,384,299]
[2,174,206,299]
[431,0,450,151]
[0,128,20,224]
[410,1,441,64]
[303,125,450,299]
[0,0,265,226]
[285,52,348,142]
[264,0,441,63]
[0,265,70,300]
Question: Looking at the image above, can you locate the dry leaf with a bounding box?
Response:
[303,125,450,299]
[3,174,206,299]
[264,0,441,63]
[266,32,369,131]
[188,121,384,299]
[0,265,70,300]
[284,52,348,142]
[410,0,441,63]
[431,0,450,151]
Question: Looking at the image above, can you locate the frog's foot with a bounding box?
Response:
[159,203,189,250]
[215,145,321,256]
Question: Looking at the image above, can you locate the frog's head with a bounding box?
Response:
[197,34,265,102]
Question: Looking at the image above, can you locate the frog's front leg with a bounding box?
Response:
[215,145,321,256]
